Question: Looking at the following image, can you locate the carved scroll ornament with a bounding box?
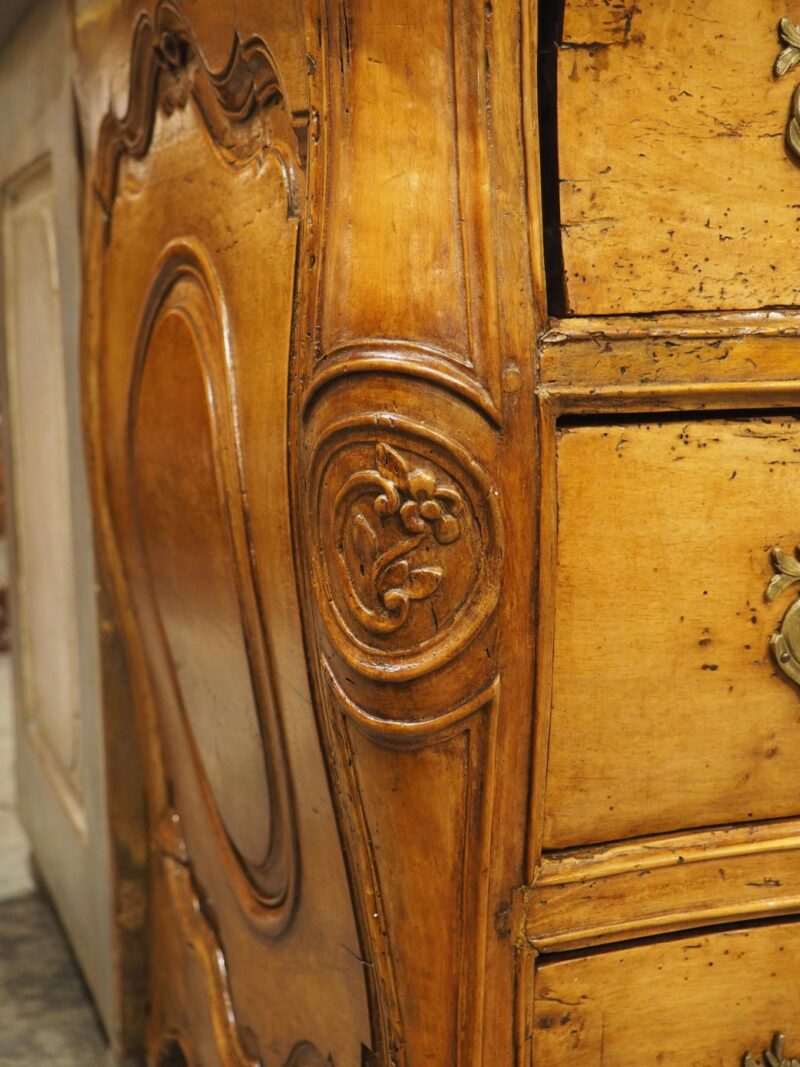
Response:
[335,442,465,636]
[744,1033,800,1067]
[95,0,306,221]
[309,418,503,681]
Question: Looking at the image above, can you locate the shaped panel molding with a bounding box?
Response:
[83,1,375,1063]
[129,244,297,923]
[94,0,307,222]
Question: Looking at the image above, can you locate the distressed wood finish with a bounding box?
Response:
[556,0,800,315]
[546,416,800,848]
[74,0,800,1063]
[526,817,800,951]
[77,0,536,1063]
[533,922,800,1067]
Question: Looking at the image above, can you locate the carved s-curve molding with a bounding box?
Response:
[309,416,503,681]
[95,0,307,222]
[744,1033,800,1067]
[156,815,337,1067]
[765,544,800,685]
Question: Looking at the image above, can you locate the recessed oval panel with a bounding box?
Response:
[130,267,286,901]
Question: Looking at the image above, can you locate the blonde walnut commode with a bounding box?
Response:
[75,0,800,1063]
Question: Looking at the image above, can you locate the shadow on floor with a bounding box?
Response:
[0,890,109,1066]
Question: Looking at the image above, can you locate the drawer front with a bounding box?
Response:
[554,0,799,315]
[533,921,800,1066]
[543,415,800,849]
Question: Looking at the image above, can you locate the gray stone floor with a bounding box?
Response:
[0,652,34,904]
[0,891,109,1066]
[0,600,112,1066]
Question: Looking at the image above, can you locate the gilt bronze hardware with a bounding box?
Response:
[775,17,800,159]
[744,1033,800,1067]
[766,545,800,685]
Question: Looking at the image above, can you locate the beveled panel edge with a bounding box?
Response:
[539,311,800,401]
[543,310,800,344]
[126,238,299,935]
[522,817,800,953]
[538,816,800,886]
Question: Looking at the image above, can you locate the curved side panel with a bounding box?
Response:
[82,1,374,1062]
[128,249,297,921]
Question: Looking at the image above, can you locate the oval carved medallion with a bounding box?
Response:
[309,416,502,681]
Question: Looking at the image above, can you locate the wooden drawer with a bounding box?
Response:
[533,920,800,1066]
[543,414,800,849]
[552,0,800,315]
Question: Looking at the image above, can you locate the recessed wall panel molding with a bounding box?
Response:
[3,158,84,820]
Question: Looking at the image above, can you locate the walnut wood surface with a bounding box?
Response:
[546,416,800,847]
[557,0,800,315]
[533,921,800,1067]
[73,0,800,1064]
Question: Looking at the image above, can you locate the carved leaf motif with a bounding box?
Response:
[767,572,800,601]
[776,43,800,77]
[376,443,409,487]
[332,441,469,639]
[774,19,800,162]
[379,560,410,594]
[350,513,378,565]
[781,15,800,48]
[773,546,800,578]
[405,567,442,600]
[767,545,800,602]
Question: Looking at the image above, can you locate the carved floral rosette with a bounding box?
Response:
[308,416,503,681]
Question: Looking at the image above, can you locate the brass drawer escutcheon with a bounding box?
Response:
[744,1033,800,1067]
[775,17,800,159]
[766,545,800,684]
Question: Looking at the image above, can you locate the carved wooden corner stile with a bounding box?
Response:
[291,0,538,1063]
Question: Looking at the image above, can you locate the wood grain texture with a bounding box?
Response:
[543,415,800,849]
[75,0,800,1063]
[556,0,800,315]
[541,314,800,396]
[80,2,372,1062]
[78,0,540,1062]
[527,818,800,951]
[292,0,539,1061]
[533,921,800,1067]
